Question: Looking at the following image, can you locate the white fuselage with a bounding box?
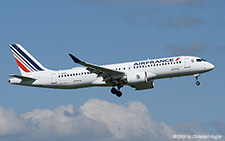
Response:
[9,56,214,90]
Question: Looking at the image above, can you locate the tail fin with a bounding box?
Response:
[10,44,48,76]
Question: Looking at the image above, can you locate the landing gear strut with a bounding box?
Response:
[194,74,200,86]
[111,86,123,97]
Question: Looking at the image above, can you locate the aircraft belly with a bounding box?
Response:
[152,66,195,79]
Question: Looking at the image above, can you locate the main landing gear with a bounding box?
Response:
[111,86,123,97]
[194,74,200,86]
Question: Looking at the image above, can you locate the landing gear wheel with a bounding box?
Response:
[194,74,200,86]
[116,91,122,97]
[196,81,200,86]
[111,88,117,94]
[110,87,123,97]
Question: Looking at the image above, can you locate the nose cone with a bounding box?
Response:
[207,62,215,71]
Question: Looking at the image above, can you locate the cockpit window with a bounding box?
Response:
[196,58,207,62]
[196,59,202,62]
[201,59,207,61]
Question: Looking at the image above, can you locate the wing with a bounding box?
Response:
[69,54,125,83]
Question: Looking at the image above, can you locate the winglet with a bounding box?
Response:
[69,54,82,63]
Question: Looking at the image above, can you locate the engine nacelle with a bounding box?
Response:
[126,71,156,90]
[126,71,147,84]
[126,71,157,84]
[132,80,154,90]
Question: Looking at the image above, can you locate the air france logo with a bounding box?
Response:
[133,58,176,66]
[136,75,140,79]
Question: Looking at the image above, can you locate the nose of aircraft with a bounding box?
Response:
[207,62,215,71]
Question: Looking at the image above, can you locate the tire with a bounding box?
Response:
[196,81,200,86]
[116,91,122,97]
[111,88,117,94]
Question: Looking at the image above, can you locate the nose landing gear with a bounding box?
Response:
[196,81,200,86]
[194,74,200,86]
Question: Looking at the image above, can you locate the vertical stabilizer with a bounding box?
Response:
[9,44,48,76]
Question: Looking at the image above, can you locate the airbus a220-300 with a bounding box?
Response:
[8,44,215,97]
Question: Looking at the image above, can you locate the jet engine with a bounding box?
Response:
[126,71,156,90]
[126,71,156,84]
[131,80,154,90]
[126,71,147,84]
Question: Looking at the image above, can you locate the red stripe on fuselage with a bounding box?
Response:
[15,57,30,72]
[175,57,180,61]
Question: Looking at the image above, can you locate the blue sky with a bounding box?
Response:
[1,0,225,140]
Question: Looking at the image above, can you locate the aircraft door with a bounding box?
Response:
[184,58,191,69]
[51,73,57,84]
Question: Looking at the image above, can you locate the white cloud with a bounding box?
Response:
[122,8,159,25]
[216,45,225,53]
[165,40,208,56]
[158,0,203,4]
[81,99,175,140]
[87,0,203,4]
[165,15,206,28]
[0,99,224,141]
[0,106,28,137]
[21,104,111,141]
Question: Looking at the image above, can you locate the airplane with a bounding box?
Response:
[8,44,215,97]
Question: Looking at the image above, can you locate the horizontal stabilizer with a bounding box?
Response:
[8,74,36,81]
